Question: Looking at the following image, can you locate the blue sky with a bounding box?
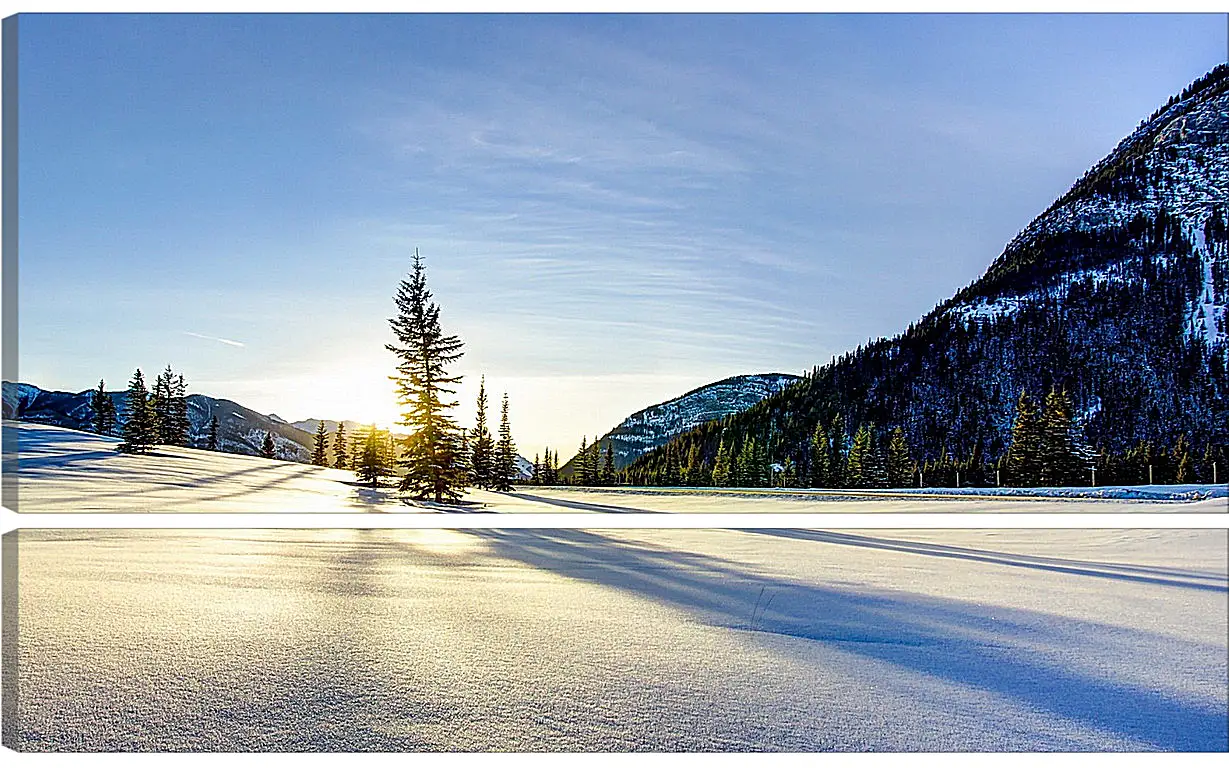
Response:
[15,13,1227,458]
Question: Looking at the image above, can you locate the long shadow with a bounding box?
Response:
[31,462,323,508]
[15,449,122,470]
[745,530,1229,592]
[504,491,663,514]
[461,529,1228,751]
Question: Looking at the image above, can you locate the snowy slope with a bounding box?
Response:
[8,421,1223,514]
[7,421,407,513]
[9,527,1226,750]
[564,373,800,472]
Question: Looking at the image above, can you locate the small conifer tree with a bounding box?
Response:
[712,438,732,487]
[311,421,330,466]
[470,377,496,488]
[91,379,117,436]
[333,422,349,469]
[809,422,831,488]
[118,369,157,453]
[886,427,913,488]
[495,401,518,488]
[602,441,616,485]
[1006,391,1043,487]
[356,425,391,488]
[206,415,220,451]
[261,431,277,459]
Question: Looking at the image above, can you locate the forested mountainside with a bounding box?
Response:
[628,65,1229,487]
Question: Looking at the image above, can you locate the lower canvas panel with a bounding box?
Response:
[2,528,1227,752]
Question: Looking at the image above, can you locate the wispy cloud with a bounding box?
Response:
[183,331,246,348]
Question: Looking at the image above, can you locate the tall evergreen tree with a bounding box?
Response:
[829,414,849,488]
[387,250,468,502]
[541,448,552,485]
[333,422,349,469]
[846,424,873,488]
[666,447,683,486]
[90,379,117,436]
[117,369,157,453]
[886,427,913,488]
[168,373,190,446]
[1039,388,1090,486]
[148,368,170,445]
[1005,391,1044,487]
[470,376,496,489]
[206,415,220,451]
[711,437,732,487]
[602,441,616,486]
[494,393,517,492]
[809,421,831,488]
[261,431,277,459]
[576,436,590,486]
[311,421,330,466]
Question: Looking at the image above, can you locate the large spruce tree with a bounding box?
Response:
[118,369,157,453]
[387,250,468,502]
[470,377,496,489]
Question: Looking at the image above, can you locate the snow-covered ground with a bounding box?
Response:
[8,527,1226,751]
[6,422,1225,513]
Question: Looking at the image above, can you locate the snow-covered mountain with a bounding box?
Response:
[631,65,1229,479]
[3,382,318,461]
[562,373,800,473]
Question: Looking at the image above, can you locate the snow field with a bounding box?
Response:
[8,527,1226,751]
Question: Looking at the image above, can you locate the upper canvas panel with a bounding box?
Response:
[3,14,1226,512]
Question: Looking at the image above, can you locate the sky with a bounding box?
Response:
[13,13,1228,459]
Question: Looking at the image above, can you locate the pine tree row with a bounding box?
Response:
[113,366,192,454]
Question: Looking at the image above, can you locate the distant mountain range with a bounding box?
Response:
[4,382,322,461]
[629,64,1229,481]
[561,373,800,474]
[3,382,536,478]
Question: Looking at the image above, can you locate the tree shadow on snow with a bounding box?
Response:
[744,530,1229,591]
[461,529,1228,752]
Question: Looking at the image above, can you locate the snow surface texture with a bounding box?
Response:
[6,528,1226,752]
[7,421,1225,513]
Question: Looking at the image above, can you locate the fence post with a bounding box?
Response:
[1149,464,1154,485]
